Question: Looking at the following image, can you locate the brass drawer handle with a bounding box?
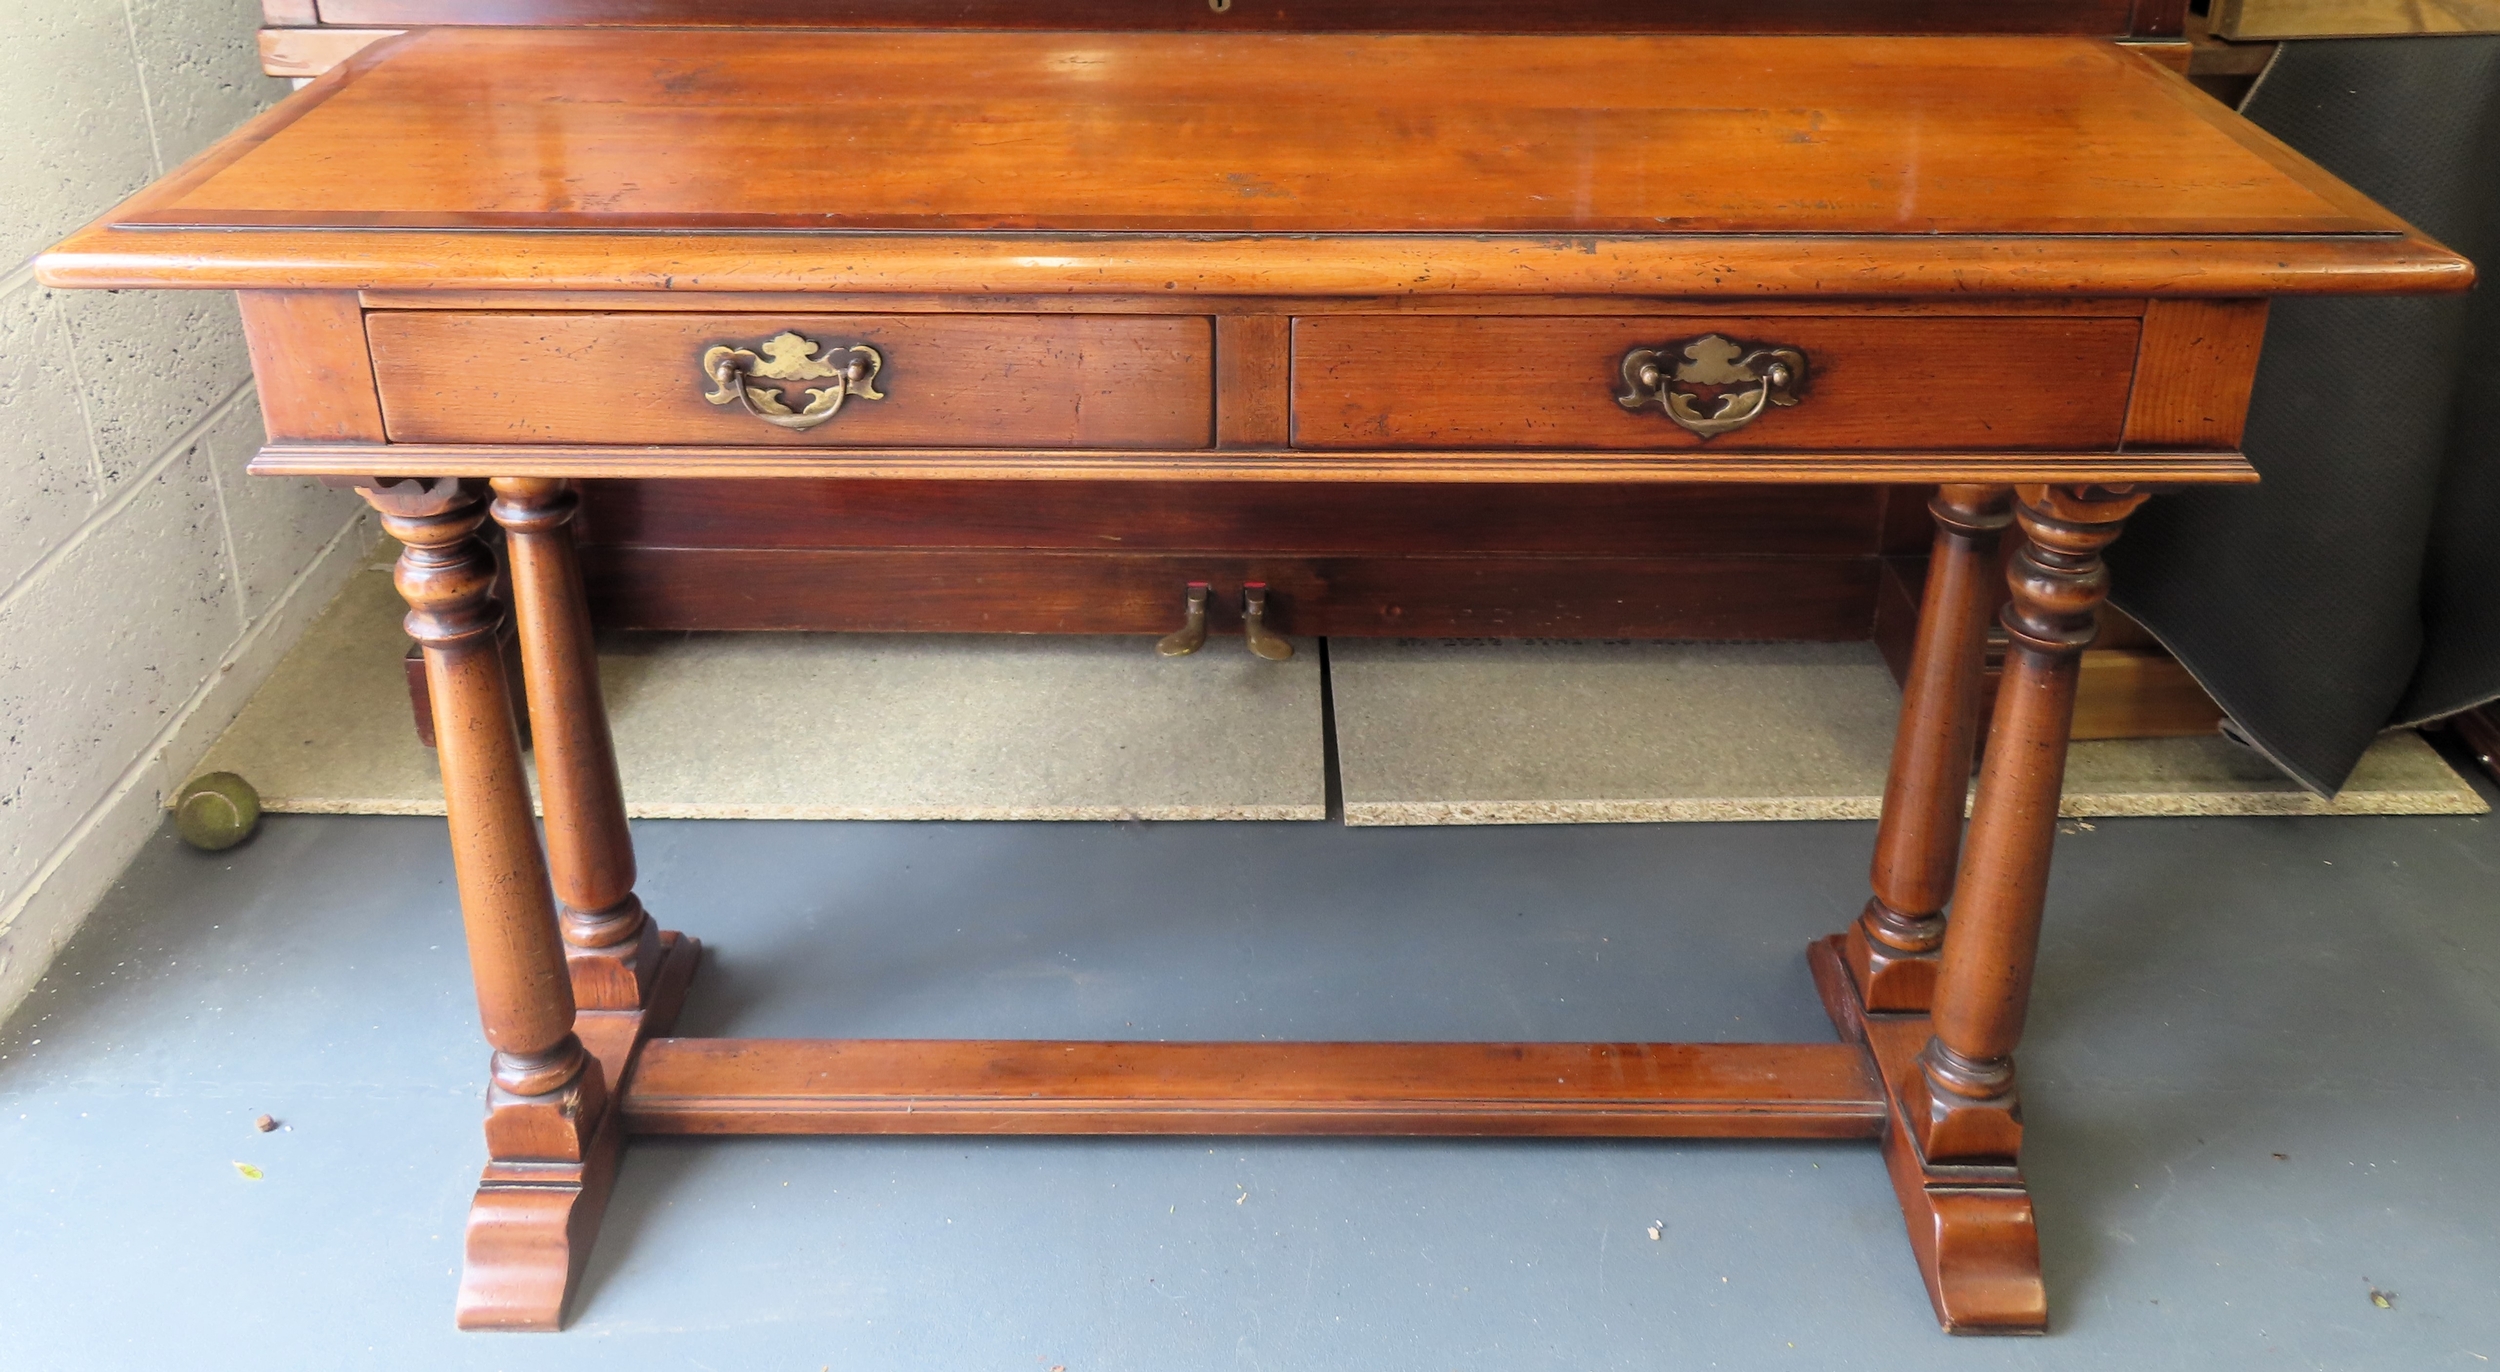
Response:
[1618,334,1806,439]
[701,331,885,431]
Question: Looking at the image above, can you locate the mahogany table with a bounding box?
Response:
[39,28,2468,1333]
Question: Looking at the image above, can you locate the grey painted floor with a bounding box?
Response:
[4,747,2498,1370]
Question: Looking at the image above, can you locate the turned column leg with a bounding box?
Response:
[363,478,606,1161]
[489,477,660,1011]
[1908,484,2147,1164]
[1848,485,2014,1011]
[366,477,670,1332]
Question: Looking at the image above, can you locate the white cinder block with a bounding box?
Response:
[203,392,367,621]
[0,0,360,1013]
[0,278,100,594]
[0,2,160,268]
[0,493,376,1021]
[0,443,237,899]
[56,288,254,490]
[128,0,288,170]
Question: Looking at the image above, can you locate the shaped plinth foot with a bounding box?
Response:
[454,930,700,1331]
[1809,934,2046,1334]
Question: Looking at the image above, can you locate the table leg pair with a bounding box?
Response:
[1818,481,2150,1329]
[360,475,2143,1334]
[358,475,694,1328]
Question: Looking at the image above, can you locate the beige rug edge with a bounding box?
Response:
[1342,766,2488,828]
[256,797,1327,822]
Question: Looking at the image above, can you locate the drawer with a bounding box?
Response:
[367,313,1215,448]
[1289,315,2140,451]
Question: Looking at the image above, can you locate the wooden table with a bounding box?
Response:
[39,28,2467,1334]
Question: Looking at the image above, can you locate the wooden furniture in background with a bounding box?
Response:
[2443,705,2500,785]
[42,26,2464,1337]
[2211,0,2500,39]
[1876,555,2230,740]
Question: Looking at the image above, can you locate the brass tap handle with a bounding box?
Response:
[1617,334,1806,439]
[1156,582,1211,657]
[1242,583,1294,662]
[701,331,885,432]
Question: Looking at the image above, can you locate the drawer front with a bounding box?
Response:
[1290,315,2139,451]
[368,313,1215,448]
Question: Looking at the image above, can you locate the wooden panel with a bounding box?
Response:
[260,27,399,78]
[367,313,1213,449]
[262,0,317,24]
[1292,316,2140,451]
[2123,299,2270,448]
[140,32,2379,236]
[238,290,382,441]
[572,480,1886,640]
[317,0,2131,32]
[1878,485,1940,556]
[578,548,1884,638]
[622,1039,1887,1138]
[1216,315,1291,448]
[2071,649,2227,739]
[1875,556,2225,739]
[573,480,1884,557]
[2211,0,2500,38]
[251,443,2263,486]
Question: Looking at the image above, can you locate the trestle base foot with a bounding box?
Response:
[1811,935,2046,1334]
[454,931,700,1332]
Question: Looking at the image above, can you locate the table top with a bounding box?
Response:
[38,29,2468,297]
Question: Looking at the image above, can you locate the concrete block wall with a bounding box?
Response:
[1,0,376,1018]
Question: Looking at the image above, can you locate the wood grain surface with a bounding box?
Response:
[352,294,2158,318]
[570,479,1892,638]
[1215,315,1292,448]
[44,31,2464,301]
[137,31,2382,236]
[622,1038,1888,1137]
[248,443,2262,485]
[239,291,383,441]
[575,548,1882,638]
[51,231,2466,299]
[368,313,1214,448]
[572,479,1884,556]
[312,0,2138,34]
[2122,299,2271,448]
[1292,316,2140,451]
[2210,0,2500,38]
